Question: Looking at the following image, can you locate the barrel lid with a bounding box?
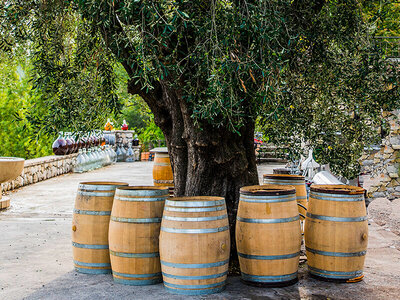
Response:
[263,174,305,180]
[150,147,168,153]
[240,185,296,196]
[311,184,365,195]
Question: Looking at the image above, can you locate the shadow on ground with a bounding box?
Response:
[24,265,389,300]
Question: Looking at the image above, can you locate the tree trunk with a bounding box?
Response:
[128,80,259,274]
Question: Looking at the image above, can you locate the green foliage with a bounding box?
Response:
[0,51,52,159]
[1,0,399,178]
[138,116,166,151]
[1,1,122,134]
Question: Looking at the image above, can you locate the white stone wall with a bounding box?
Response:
[1,154,78,193]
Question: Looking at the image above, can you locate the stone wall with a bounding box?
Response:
[361,110,400,201]
[1,154,77,193]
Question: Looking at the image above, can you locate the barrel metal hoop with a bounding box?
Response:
[311,191,364,199]
[237,215,300,224]
[308,266,363,278]
[164,206,226,212]
[154,162,171,166]
[306,247,366,257]
[73,260,111,268]
[113,277,163,286]
[153,180,174,184]
[75,267,111,274]
[116,189,169,197]
[109,250,160,258]
[306,213,367,222]
[77,191,115,197]
[310,194,364,202]
[164,285,226,296]
[73,209,111,216]
[238,252,300,260]
[239,194,296,203]
[241,272,298,282]
[112,271,162,278]
[78,184,120,191]
[263,179,305,186]
[165,199,225,207]
[163,281,225,290]
[160,259,229,269]
[115,197,166,202]
[161,226,229,234]
[72,242,108,249]
[162,214,228,222]
[110,216,161,223]
[162,270,228,280]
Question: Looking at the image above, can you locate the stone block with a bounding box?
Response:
[389,173,399,178]
[372,192,386,198]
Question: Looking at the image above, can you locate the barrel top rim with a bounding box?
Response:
[79,181,129,186]
[168,196,225,202]
[263,174,305,180]
[117,186,169,191]
[311,184,365,195]
[240,185,296,196]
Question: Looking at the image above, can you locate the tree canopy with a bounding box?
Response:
[1,0,399,177]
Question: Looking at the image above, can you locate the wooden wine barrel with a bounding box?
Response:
[109,186,169,285]
[159,196,230,295]
[263,174,307,220]
[151,147,174,188]
[236,185,301,287]
[304,185,368,282]
[72,181,129,274]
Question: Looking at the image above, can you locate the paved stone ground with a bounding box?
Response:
[1,162,400,299]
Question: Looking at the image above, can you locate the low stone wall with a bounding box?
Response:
[1,154,77,193]
[361,110,400,201]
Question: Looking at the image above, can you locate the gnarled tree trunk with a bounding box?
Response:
[128,80,259,272]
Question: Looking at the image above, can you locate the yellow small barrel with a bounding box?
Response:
[263,174,307,220]
[109,186,168,285]
[305,185,368,282]
[151,147,174,188]
[236,185,301,287]
[72,181,128,274]
[159,196,230,295]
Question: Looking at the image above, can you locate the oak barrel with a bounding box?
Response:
[263,174,307,220]
[236,185,301,287]
[151,147,174,188]
[304,185,368,282]
[72,181,129,274]
[109,186,168,285]
[159,196,230,295]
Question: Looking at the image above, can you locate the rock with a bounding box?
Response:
[368,198,393,226]
[372,192,386,198]
[389,173,399,178]
[387,165,399,174]
[362,160,374,166]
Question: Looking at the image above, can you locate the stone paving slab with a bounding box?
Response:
[1,162,400,299]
